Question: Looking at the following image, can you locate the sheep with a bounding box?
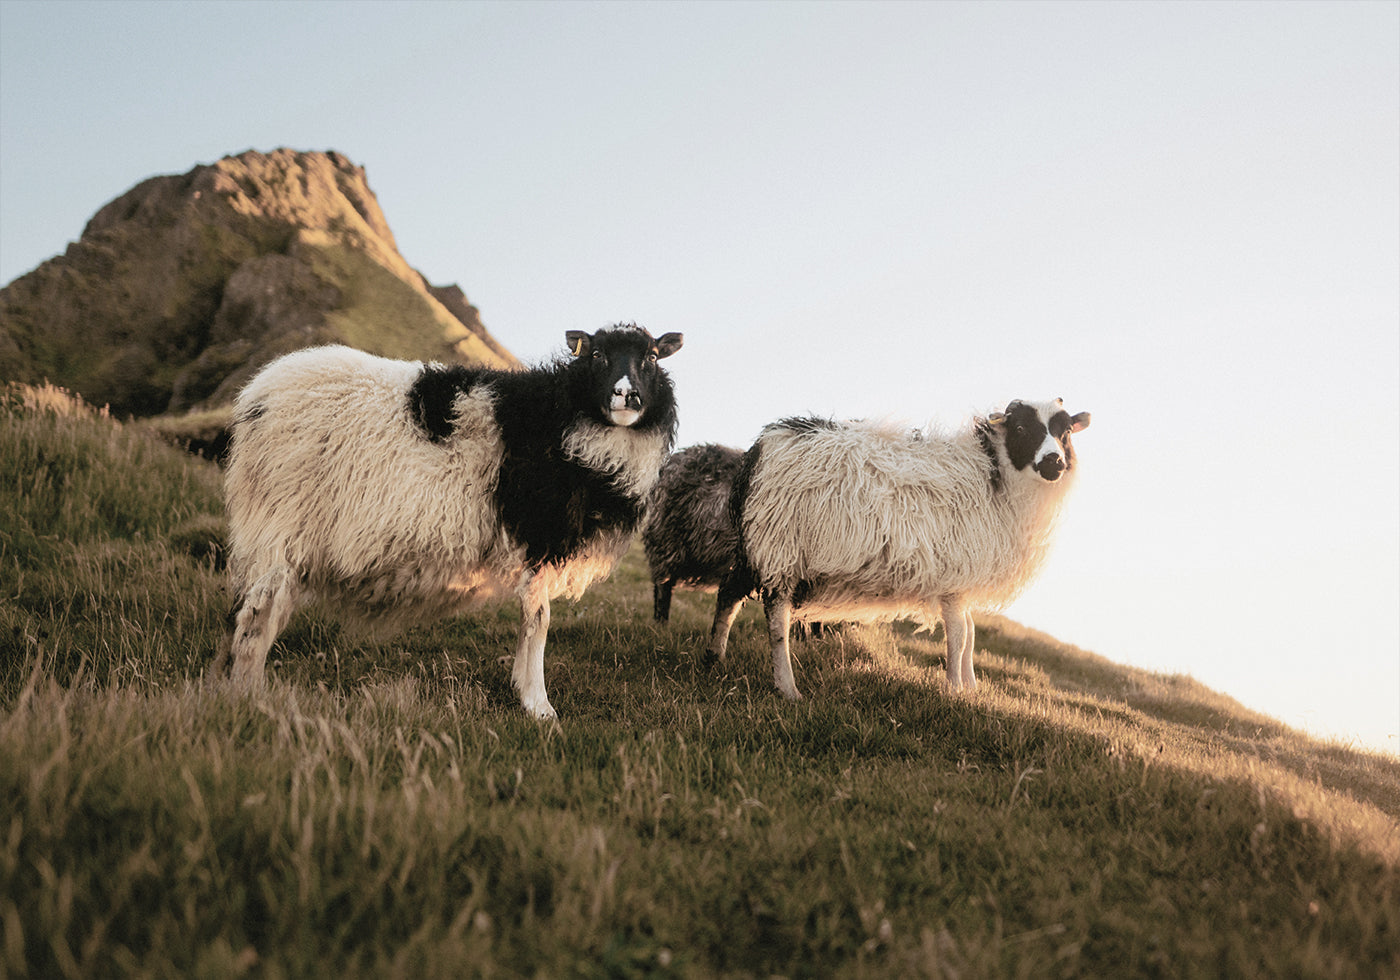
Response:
[642,443,746,622]
[643,443,833,639]
[706,399,1091,700]
[210,324,684,719]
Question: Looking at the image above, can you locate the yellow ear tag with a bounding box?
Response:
[570,338,584,357]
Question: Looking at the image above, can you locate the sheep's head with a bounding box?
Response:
[566,324,683,428]
[988,398,1091,482]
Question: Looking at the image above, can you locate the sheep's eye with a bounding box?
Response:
[646,352,658,363]
[592,350,604,360]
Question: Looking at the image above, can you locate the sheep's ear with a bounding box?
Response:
[1070,411,1091,433]
[988,412,1007,425]
[566,331,591,358]
[654,333,683,359]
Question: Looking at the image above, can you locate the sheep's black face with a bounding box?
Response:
[992,399,1091,482]
[566,325,683,428]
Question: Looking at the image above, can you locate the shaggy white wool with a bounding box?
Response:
[226,349,508,624]
[226,347,660,629]
[562,417,670,502]
[741,417,1077,625]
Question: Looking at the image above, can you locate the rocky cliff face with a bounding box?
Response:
[0,149,518,416]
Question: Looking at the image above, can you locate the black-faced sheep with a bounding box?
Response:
[212,324,683,719]
[642,443,746,622]
[707,399,1091,700]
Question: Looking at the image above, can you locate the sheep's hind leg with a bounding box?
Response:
[959,609,978,690]
[512,573,557,720]
[764,591,801,701]
[941,596,977,691]
[217,565,300,689]
[705,570,750,665]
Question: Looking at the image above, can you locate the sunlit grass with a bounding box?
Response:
[2,386,1397,978]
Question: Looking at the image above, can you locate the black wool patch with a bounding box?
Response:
[486,364,653,566]
[644,444,745,584]
[792,579,818,609]
[974,419,1004,492]
[500,450,646,566]
[407,364,479,443]
[770,416,839,437]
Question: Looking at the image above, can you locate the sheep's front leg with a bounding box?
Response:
[513,573,556,720]
[764,590,802,701]
[653,579,674,622]
[941,596,977,692]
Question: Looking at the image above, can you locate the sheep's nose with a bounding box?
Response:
[1037,455,1065,480]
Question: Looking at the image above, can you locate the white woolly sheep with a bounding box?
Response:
[707,399,1091,699]
[212,325,683,719]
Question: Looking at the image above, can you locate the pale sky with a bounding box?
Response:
[2,0,1396,751]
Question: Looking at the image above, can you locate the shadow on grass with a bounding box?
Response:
[233,568,1400,824]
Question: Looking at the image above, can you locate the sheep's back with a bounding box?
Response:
[225,347,506,604]
[741,422,1032,610]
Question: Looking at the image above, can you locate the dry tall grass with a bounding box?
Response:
[2,385,1396,978]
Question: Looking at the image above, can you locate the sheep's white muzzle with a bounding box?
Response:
[609,377,642,426]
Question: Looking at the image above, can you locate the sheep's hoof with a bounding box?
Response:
[228,668,268,692]
[521,697,558,721]
[207,633,236,677]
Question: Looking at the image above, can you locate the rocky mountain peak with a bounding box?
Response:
[0,148,518,417]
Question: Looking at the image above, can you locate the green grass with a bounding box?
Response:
[2,385,1398,978]
[305,239,508,367]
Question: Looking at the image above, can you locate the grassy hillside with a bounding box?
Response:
[2,385,1397,978]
